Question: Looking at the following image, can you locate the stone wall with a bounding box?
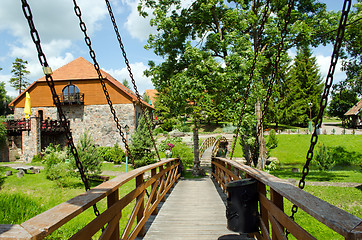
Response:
[14,103,136,150]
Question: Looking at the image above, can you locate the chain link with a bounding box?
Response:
[288,0,352,224]
[21,0,101,217]
[72,0,135,165]
[250,0,295,164]
[105,0,161,161]
[230,0,271,160]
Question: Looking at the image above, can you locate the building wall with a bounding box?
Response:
[14,103,136,152]
[12,79,133,108]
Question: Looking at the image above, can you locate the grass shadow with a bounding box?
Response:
[270,169,349,182]
[330,146,362,166]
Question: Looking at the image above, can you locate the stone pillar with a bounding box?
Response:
[22,117,41,162]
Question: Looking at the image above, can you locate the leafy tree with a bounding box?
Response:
[328,82,358,120]
[143,92,151,104]
[10,58,30,94]
[0,82,13,116]
[0,116,7,146]
[139,0,336,169]
[341,1,362,97]
[130,116,156,168]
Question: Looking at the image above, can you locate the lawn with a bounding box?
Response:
[0,163,137,239]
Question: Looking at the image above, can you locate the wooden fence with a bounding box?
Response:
[0,158,181,240]
[212,157,362,240]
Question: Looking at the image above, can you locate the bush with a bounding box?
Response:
[98,144,125,164]
[42,144,71,187]
[313,143,335,171]
[31,154,42,163]
[161,118,177,132]
[222,123,236,133]
[159,137,182,152]
[70,131,102,178]
[172,143,194,168]
[153,127,165,135]
[267,129,278,149]
[0,117,7,146]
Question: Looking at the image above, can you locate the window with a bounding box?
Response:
[62,84,79,96]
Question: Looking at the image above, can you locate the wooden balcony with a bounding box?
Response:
[41,120,69,133]
[6,119,30,134]
[58,93,84,105]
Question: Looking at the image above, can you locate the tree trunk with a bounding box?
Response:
[192,118,204,176]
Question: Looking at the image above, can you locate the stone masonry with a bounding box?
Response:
[13,103,139,161]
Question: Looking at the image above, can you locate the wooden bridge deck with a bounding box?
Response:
[139,176,245,240]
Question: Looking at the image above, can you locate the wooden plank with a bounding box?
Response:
[258,216,271,240]
[213,157,362,239]
[150,168,158,215]
[269,214,287,240]
[136,175,145,237]
[0,225,32,240]
[122,192,145,239]
[107,189,119,240]
[271,189,284,240]
[99,212,122,240]
[259,194,316,240]
[258,182,269,237]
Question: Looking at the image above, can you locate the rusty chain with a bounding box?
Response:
[21,0,101,217]
[250,0,295,164]
[288,0,352,226]
[230,0,271,160]
[72,0,135,165]
[105,0,161,161]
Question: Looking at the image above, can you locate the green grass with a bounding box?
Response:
[0,163,138,239]
[269,134,362,165]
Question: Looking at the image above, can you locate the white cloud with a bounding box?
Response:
[104,61,153,94]
[316,54,346,84]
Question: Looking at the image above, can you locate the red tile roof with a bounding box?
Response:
[145,89,159,106]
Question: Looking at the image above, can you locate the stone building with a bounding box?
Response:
[7,57,153,162]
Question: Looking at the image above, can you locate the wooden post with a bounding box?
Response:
[136,174,145,236]
[159,165,166,202]
[166,162,172,194]
[270,189,284,240]
[151,168,158,215]
[107,189,120,240]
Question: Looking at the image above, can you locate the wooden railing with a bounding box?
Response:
[0,158,181,240]
[58,92,84,105]
[199,136,216,158]
[6,119,30,133]
[211,136,228,157]
[212,157,362,240]
[41,120,69,132]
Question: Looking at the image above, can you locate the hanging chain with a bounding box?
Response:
[21,0,101,218]
[288,0,351,226]
[249,0,295,164]
[230,0,271,160]
[105,0,161,161]
[72,0,136,165]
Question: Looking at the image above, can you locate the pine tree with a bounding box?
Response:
[282,46,323,126]
[10,58,30,94]
[130,116,156,168]
[122,79,131,89]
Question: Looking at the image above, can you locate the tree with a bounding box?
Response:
[143,92,151,104]
[279,46,323,126]
[0,81,13,116]
[130,116,156,168]
[341,1,362,97]
[328,82,358,120]
[139,0,336,169]
[122,79,131,89]
[10,58,30,94]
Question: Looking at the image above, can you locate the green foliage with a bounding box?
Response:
[130,116,156,168]
[0,193,46,224]
[313,143,335,171]
[70,131,102,178]
[160,118,177,132]
[267,129,278,150]
[172,143,194,168]
[0,116,6,146]
[10,58,30,94]
[159,136,182,152]
[328,82,358,119]
[42,144,71,187]
[122,79,131,89]
[98,144,125,164]
[153,126,165,135]
[31,154,42,163]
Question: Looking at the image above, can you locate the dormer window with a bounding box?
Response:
[60,84,84,105]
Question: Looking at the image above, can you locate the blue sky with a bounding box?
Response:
[0,0,358,98]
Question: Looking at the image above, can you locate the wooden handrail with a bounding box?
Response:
[0,158,181,240]
[199,136,216,158]
[211,157,362,240]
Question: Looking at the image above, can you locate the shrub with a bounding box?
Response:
[0,117,7,146]
[161,118,177,132]
[267,129,278,150]
[172,143,194,168]
[313,143,335,171]
[98,144,125,164]
[31,154,42,163]
[70,131,102,178]
[159,137,182,152]
[42,144,71,187]
[222,123,236,133]
[153,127,164,135]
